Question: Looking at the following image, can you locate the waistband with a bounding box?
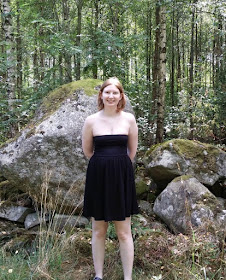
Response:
[94,146,127,156]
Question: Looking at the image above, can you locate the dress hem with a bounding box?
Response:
[83,211,139,222]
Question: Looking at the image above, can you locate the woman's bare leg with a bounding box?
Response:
[92,218,108,279]
[114,217,134,280]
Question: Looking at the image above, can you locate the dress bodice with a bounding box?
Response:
[93,135,128,156]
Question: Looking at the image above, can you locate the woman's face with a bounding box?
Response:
[101,84,122,108]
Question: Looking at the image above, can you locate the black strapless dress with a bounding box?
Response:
[83,135,139,221]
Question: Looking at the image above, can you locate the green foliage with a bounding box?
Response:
[0,250,31,280]
[0,0,225,146]
[106,215,152,240]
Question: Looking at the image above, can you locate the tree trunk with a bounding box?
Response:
[92,0,98,79]
[151,2,160,139]
[214,13,223,89]
[176,11,181,92]
[188,1,196,140]
[62,0,72,82]
[16,0,22,99]
[170,1,175,106]
[134,16,138,85]
[146,1,152,94]
[154,0,166,144]
[75,0,83,80]
[0,2,6,80]
[181,20,185,83]
[1,0,16,136]
[33,22,39,88]
[59,53,63,84]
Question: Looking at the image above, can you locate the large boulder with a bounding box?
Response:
[153,175,226,233]
[0,79,134,212]
[144,139,226,196]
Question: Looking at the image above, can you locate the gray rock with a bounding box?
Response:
[24,212,49,229]
[0,79,135,213]
[52,214,89,232]
[217,197,226,209]
[0,205,34,223]
[153,175,226,233]
[144,139,226,194]
[139,200,154,216]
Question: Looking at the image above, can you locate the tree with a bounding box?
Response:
[74,0,84,80]
[154,0,166,144]
[188,0,196,140]
[1,0,16,137]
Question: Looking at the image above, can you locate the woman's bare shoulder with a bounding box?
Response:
[121,111,136,122]
[85,112,100,123]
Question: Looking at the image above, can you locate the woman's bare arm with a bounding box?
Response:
[82,116,94,158]
[127,114,138,161]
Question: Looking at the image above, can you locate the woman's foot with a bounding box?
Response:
[93,277,102,280]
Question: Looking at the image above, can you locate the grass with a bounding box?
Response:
[0,175,225,280]
[0,219,225,280]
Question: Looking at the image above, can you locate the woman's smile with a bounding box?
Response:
[101,84,122,107]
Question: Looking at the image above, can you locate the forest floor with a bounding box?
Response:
[0,215,225,280]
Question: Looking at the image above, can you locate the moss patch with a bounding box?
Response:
[145,139,223,173]
[172,175,193,183]
[0,79,103,146]
[36,79,102,119]
[135,180,149,197]
[199,192,222,214]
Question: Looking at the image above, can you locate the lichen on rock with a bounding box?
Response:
[144,139,226,196]
[153,176,226,234]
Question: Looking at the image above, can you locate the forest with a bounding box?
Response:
[0,0,225,146]
[0,1,226,280]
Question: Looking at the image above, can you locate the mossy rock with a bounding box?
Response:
[153,176,226,233]
[135,178,149,198]
[34,79,103,122]
[144,139,226,194]
[0,79,103,149]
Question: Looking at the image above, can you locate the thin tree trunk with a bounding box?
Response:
[170,1,175,106]
[2,0,16,136]
[92,0,98,79]
[0,2,6,80]
[188,1,195,140]
[59,53,63,84]
[75,0,83,80]
[146,2,152,94]
[182,20,185,83]
[33,22,39,88]
[155,0,166,144]
[134,16,138,84]
[214,14,223,89]
[176,11,181,92]
[40,47,45,81]
[16,0,22,99]
[151,1,160,144]
[62,0,72,82]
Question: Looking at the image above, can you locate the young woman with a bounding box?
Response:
[82,77,139,280]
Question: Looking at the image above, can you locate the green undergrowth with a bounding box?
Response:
[1,175,224,279]
[0,221,224,280]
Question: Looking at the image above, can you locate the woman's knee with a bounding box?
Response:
[92,220,108,239]
[93,227,107,239]
[117,230,132,241]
